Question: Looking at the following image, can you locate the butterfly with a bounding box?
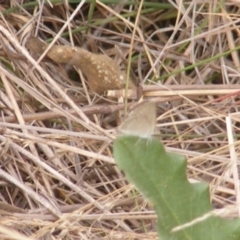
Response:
[117,101,156,138]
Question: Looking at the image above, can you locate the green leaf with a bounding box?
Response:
[113,136,240,240]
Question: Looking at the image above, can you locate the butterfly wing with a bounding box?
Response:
[117,101,156,138]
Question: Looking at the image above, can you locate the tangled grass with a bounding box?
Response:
[0,0,240,239]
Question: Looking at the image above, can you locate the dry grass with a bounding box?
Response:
[0,0,240,239]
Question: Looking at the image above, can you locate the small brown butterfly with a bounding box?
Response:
[117,101,156,138]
